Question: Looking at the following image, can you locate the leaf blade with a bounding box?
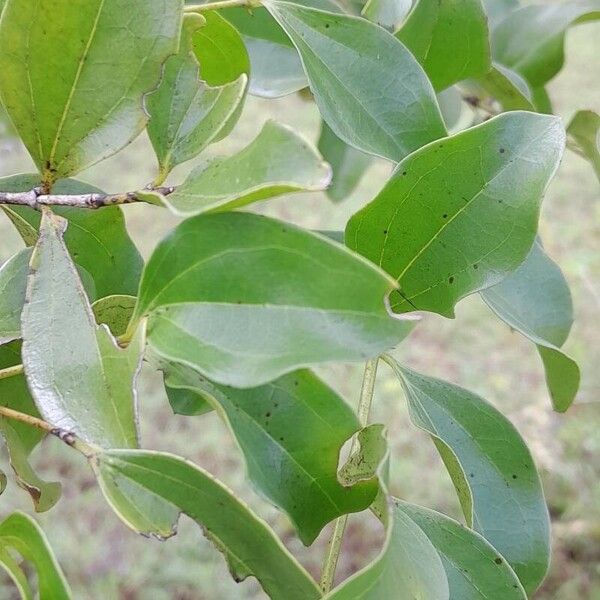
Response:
[346,112,565,317]
[265,0,447,160]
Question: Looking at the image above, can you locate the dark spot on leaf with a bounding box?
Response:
[294,380,299,386]
[383,229,388,234]
[469,472,474,478]
[265,412,271,418]
[448,276,454,284]
[442,214,447,219]
[499,148,505,153]
[325,23,329,28]
[402,171,407,176]
[512,474,517,479]
[495,557,503,565]
[473,264,478,269]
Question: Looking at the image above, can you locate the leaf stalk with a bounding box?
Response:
[0,405,99,458]
[319,358,379,593]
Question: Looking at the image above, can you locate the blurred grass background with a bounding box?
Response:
[0,12,599,600]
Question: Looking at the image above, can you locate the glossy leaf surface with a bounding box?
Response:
[97,449,321,600]
[482,241,579,411]
[266,0,447,160]
[396,0,491,91]
[0,0,182,179]
[395,500,527,599]
[147,15,247,177]
[21,211,141,448]
[391,362,550,593]
[346,112,565,317]
[135,212,411,387]
[162,365,379,544]
[162,120,331,216]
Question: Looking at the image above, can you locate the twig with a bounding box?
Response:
[0,186,174,211]
[0,405,99,458]
[320,358,379,593]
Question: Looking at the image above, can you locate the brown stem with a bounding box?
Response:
[0,186,175,211]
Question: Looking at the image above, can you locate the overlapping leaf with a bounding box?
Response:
[160,364,379,544]
[390,361,550,593]
[346,112,565,317]
[160,120,331,216]
[132,211,412,387]
[318,122,372,202]
[324,500,449,599]
[0,0,182,180]
[0,175,143,298]
[0,511,71,599]
[21,211,142,447]
[482,240,580,411]
[395,501,527,599]
[147,14,247,178]
[222,7,308,97]
[95,449,321,600]
[0,249,30,344]
[492,0,600,86]
[567,109,600,182]
[192,11,250,86]
[362,0,411,30]
[396,0,491,91]
[20,211,177,538]
[265,0,447,160]
[0,342,61,512]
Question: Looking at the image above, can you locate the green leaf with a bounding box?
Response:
[158,364,379,545]
[21,211,141,448]
[95,449,322,599]
[482,240,579,412]
[346,112,565,317]
[318,121,372,202]
[0,544,32,600]
[482,0,519,26]
[0,511,72,599]
[492,1,600,87]
[0,249,30,344]
[133,211,412,387]
[466,63,535,111]
[324,499,449,599]
[0,342,61,512]
[192,11,250,86]
[160,120,331,216]
[0,421,61,512]
[0,175,143,298]
[394,500,527,599]
[396,0,491,91]
[361,0,411,30]
[147,15,247,178]
[265,0,447,160]
[0,0,183,180]
[338,424,388,486]
[567,109,600,182]
[222,7,308,98]
[389,361,550,594]
[92,295,137,338]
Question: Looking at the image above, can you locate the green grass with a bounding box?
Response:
[0,18,599,600]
